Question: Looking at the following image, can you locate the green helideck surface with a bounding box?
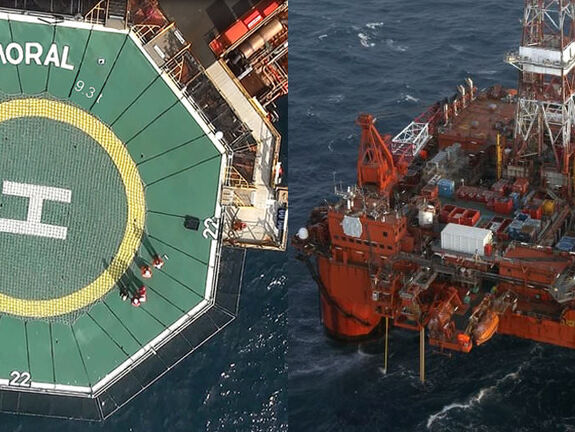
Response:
[0,117,127,302]
[0,17,223,389]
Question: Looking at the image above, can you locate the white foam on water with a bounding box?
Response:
[477,70,498,75]
[290,348,372,379]
[358,32,375,48]
[366,22,384,30]
[318,34,328,40]
[386,38,408,52]
[327,94,345,103]
[426,364,526,429]
[267,275,286,291]
[426,387,490,429]
[357,344,379,358]
[378,366,387,375]
[399,93,420,103]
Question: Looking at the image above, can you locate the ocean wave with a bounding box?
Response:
[426,363,527,429]
[326,94,345,103]
[386,38,408,52]
[358,32,375,48]
[398,93,420,103]
[476,70,499,75]
[289,331,324,345]
[356,22,386,48]
[290,349,372,379]
[449,44,465,52]
[357,344,380,358]
[267,275,286,291]
[378,363,419,381]
[366,22,384,30]
[426,388,490,429]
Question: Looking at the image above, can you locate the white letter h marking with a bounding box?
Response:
[0,181,72,240]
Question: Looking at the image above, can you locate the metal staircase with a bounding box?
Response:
[105,0,127,28]
[85,0,127,27]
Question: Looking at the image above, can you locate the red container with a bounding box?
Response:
[512,177,529,195]
[485,190,501,203]
[448,207,480,226]
[482,216,513,241]
[461,209,480,226]
[440,204,456,223]
[447,207,465,224]
[530,205,542,220]
[523,205,542,220]
[494,197,513,215]
[491,179,510,194]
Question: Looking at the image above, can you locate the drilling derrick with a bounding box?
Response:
[508,0,575,194]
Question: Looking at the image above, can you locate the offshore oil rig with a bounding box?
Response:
[294,0,575,380]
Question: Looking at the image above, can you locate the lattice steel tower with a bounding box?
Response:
[507,0,575,192]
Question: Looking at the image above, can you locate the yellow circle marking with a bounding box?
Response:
[0,98,145,317]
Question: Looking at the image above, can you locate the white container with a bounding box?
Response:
[440,223,493,256]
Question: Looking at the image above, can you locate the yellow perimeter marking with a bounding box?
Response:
[0,98,145,317]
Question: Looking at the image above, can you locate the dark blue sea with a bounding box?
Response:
[289,1,575,431]
[0,98,288,431]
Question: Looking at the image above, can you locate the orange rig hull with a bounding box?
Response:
[317,256,381,339]
[301,215,575,351]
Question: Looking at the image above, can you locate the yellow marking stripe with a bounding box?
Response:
[0,98,145,317]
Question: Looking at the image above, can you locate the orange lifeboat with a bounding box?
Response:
[473,312,499,346]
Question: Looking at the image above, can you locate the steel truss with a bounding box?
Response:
[509,0,575,177]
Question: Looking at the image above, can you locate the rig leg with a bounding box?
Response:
[419,326,425,384]
[383,317,389,374]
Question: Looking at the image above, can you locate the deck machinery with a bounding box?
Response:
[294,0,575,377]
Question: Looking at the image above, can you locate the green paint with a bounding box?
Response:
[48,26,91,98]
[69,31,127,111]
[10,21,54,95]
[0,20,22,94]
[27,321,55,383]
[91,40,158,124]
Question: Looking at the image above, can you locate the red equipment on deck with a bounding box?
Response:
[356,114,398,197]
